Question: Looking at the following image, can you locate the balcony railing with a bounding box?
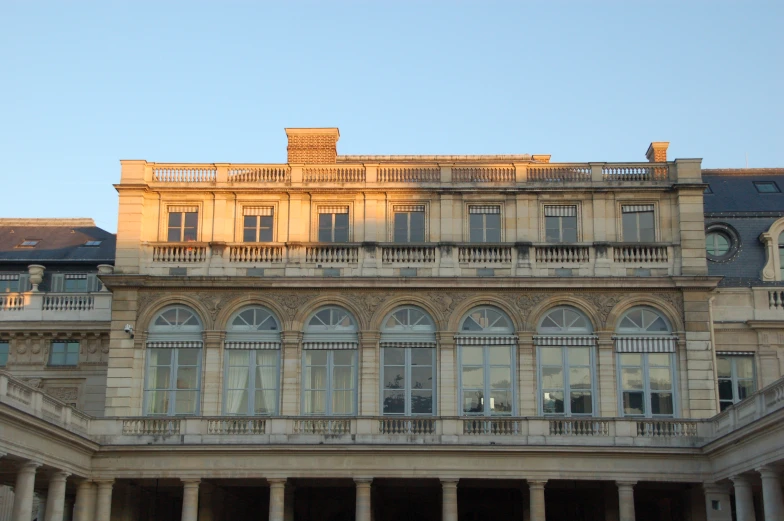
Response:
[140,242,677,277]
[0,292,111,321]
[3,372,783,448]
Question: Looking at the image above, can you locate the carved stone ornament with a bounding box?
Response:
[267,293,318,320]
[194,291,244,322]
[582,293,624,326]
[21,378,43,389]
[427,292,469,314]
[352,292,391,320]
[45,387,79,403]
[136,291,161,318]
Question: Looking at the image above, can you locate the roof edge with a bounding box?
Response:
[0,218,96,227]
[702,168,784,176]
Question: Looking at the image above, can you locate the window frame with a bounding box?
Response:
[468,208,502,243]
[143,347,203,416]
[49,341,80,367]
[393,210,426,243]
[381,346,436,416]
[717,355,756,411]
[0,275,20,293]
[223,349,281,416]
[318,212,350,243]
[166,209,199,242]
[754,181,780,193]
[543,205,578,243]
[64,274,89,293]
[537,345,596,416]
[301,349,358,416]
[458,343,516,417]
[0,341,9,366]
[621,207,656,243]
[617,352,677,418]
[243,214,275,243]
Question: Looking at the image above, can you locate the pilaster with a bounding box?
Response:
[280,331,302,415]
[359,331,380,416]
[202,331,225,416]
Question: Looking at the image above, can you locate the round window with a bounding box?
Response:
[706,232,730,256]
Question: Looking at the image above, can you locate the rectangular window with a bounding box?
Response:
[717,355,755,411]
[622,206,655,242]
[619,352,674,417]
[544,206,577,243]
[754,181,780,193]
[318,207,349,243]
[539,346,594,415]
[167,209,199,242]
[0,342,9,366]
[224,350,280,415]
[50,341,80,366]
[460,345,514,416]
[303,350,356,415]
[144,348,202,416]
[393,206,425,243]
[469,206,501,243]
[64,274,88,293]
[243,208,274,242]
[0,275,20,293]
[382,347,435,415]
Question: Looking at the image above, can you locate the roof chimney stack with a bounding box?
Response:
[646,142,669,163]
[285,128,340,164]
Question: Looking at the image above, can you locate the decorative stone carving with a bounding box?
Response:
[136,291,162,318]
[583,293,623,326]
[511,294,550,321]
[427,292,469,314]
[268,293,318,320]
[21,378,43,389]
[351,292,390,320]
[45,387,79,404]
[653,292,684,323]
[194,291,243,322]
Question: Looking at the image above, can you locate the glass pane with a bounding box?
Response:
[176,367,198,389]
[649,368,672,390]
[306,350,328,366]
[716,357,731,378]
[182,227,197,242]
[720,401,732,411]
[410,212,425,242]
[228,350,250,366]
[651,392,673,415]
[305,391,325,414]
[623,391,644,415]
[411,391,433,414]
[168,212,182,227]
[718,379,734,401]
[648,353,671,367]
[469,214,484,242]
[639,212,655,242]
[174,391,198,415]
[384,348,405,365]
[224,390,248,414]
[541,367,564,389]
[540,347,562,366]
[318,214,332,242]
[146,391,169,415]
[737,379,754,400]
[411,366,433,390]
[622,368,643,390]
[462,346,483,365]
[334,214,349,242]
[383,391,405,414]
[489,367,512,389]
[333,367,355,389]
[488,347,511,365]
[490,390,512,413]
[306,366,327,390]
[394,213,408,243]
[620,353,642,367]
[411,348,432,366]
[543,391,564,414]
[255,389,276,414]
[384,366,405,389]
[735,357,754,379]
[569,367,591,390]
[333,350,355,365]
[243,215,256,228]
[167,228,181,242]
[65,352,79,365]
[545,217,560,242]
[485,215,501,243]
[570,392,592,414]
[568,347,590,366]
[463,391,484,413]
[622,213,638,242]
[332,390,354,414]
[258,226,273,242]
[562,217,577,243]
[226,367,249,391]
[256,362,277,391]
[178,350,200,366]
[243,228,256,242]
[184,212,198,227]
[462,366,484,388]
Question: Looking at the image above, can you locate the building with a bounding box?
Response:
[0,130,782,521]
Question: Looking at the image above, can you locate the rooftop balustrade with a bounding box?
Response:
[2,371,782,448]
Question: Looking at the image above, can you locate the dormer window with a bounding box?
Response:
[19,239,40,247]
[754,181,780,193]
[84,240,103,246]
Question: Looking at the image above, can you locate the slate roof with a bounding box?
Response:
[0,219,115,263]
[703,168,784,214]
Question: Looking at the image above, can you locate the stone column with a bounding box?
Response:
[94,479,114,521]
[441,479,458,521]
[198,482,215,521]
[268,479,286,521]
[11,461,40,521]
[758,465,784,521]
[73,481,96,521]
[181,479,200,521]
[355,479,372,521]
[703,483,732,521]
[731,475,757,521]
[44,471,70,521]
[617,481,636,521]
[528,480,546,521]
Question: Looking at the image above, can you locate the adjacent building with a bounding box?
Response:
[0,131,782,521]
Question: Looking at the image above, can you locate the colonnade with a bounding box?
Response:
[2,458,783,521]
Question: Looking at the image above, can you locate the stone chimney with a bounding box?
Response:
[285,128,340,164]
[646,142,669,162]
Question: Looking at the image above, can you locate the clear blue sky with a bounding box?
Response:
[1,1,782,232]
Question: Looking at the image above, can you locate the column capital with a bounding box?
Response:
[49,470,71,482]
[440,478,459,487]
[268,478,287,486]
[756,465,781,479]
[94,478,115,487]
[616,480,637,488]
[730,474,753,486]
[18,461,41,472]
[527,479,547,489]
[702,482,732,494]
[181,478,201,486]
[354,478,373,485]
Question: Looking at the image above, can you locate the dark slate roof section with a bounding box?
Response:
[0,219,115,263]
[703,169,784,287]
[703,169,784,213]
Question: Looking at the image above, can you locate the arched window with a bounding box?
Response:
[534,306,596,416]
[302,307,359,416]
[614,307,677,418]
[223,307,282,416]
[456,307,516,417]
[380,307,437,416]
[145,306,203,416]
